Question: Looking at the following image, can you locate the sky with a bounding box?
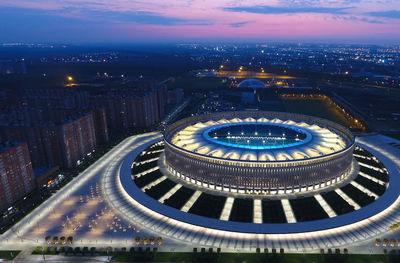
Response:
[0,0,400,44]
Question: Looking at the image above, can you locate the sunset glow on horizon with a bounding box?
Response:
[0,0,399,43]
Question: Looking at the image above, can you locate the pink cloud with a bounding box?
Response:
[0,0,399,41]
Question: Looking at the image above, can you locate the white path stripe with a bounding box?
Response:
[135,157,159,165]
[146,149,164,154]
[358,162,385,173]
[253,199,262,224]
[353,153,372,160]
[141,175,167,191]
[281,199,296,223]
[134,167,159,177]
[335,189,361,210]
[351,181,379,199]
[315,194,337,218]
[181,190,202,212]
[159,184,182,203]
[220,197,234,221]
[359,171,386,186]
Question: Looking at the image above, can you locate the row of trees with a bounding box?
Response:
[45,236,73,245]
[44,236,163,246]
[34,246,159,256]
[376,238,400,247]
[135,236,162,245]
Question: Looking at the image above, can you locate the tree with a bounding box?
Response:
[51,246,58,254]
[35,246,43,254]
[74,247,81,255]
[391,239,396,247]
[66,247,73,255]
[375,238,381,246]
[383,239,389,247]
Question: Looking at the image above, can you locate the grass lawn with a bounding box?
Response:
[111,252,396,263]
[259,101,285,111]
[169,77,229,91]
[282,98,354,128]
[0,251,20,260]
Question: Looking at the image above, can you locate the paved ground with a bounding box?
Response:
[13,251,110,262]
[0,132,399,259]
[0,132,174,251]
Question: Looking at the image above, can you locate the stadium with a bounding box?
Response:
[237,79,266,89]
[164,111,355,194]
[120,111,391,227]
[97,110,399,252]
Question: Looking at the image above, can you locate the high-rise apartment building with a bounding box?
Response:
[0,110,97,168]
[0,142,36,211]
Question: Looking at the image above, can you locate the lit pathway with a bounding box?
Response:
[353,153,372,160]
[281,199,296,223]
[335,189,361,210]
[134,167,159,177]
[359,171,386,186]
[159,184,182,203]
[147,149,164,154]
[141,176,168,191]
[253,199,263,224]
[181,191,202,212]
[350,181,379,199]
[136,157,159,166]
[358,162,385,173]
[220,197,234,221]
[315,194,337,218]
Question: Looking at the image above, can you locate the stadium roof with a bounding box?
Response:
[170,117,348,161]
[237,79,265,89]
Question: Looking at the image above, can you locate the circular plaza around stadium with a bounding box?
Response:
[164,111,355,194]
[98,111,399,252]
[2,111,400,254]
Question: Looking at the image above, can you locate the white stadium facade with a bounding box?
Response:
[98,110,400,252]
[2,111,400,254]
[164,111,354,194]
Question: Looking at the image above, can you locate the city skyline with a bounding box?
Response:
[0,0,400,44]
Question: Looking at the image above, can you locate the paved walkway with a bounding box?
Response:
[0,133,399,255]
[106,133,400,253]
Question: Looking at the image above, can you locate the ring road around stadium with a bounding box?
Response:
[104,111,400,251]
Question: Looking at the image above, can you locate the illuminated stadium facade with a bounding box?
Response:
[99,112,396,252]
[164,111,355,193]
[4,111,400,254]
